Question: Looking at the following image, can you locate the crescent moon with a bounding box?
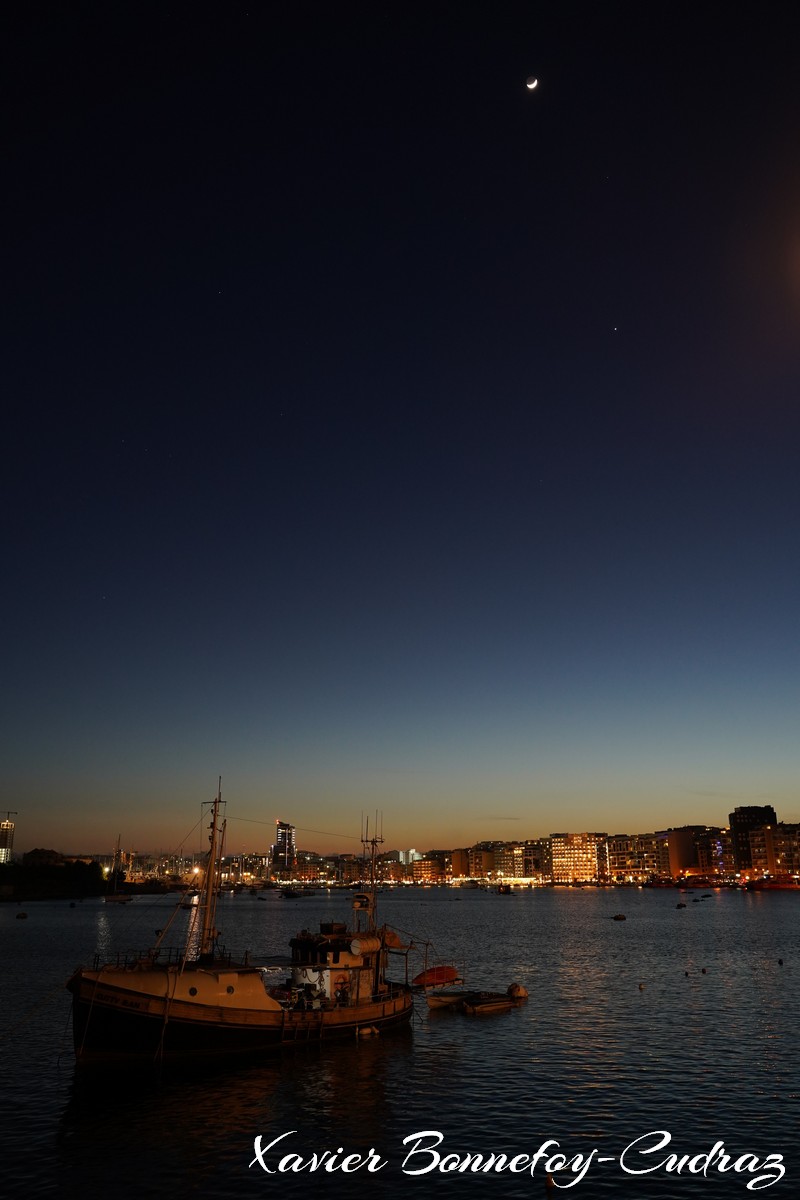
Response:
[526,77,538,90]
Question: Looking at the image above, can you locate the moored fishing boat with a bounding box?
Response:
[66,785,414,1064]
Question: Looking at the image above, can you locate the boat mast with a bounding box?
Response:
[110,834,121,894]
[199,779,224,958]
[354,812,383,934]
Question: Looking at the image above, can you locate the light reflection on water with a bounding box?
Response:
[2,887,798,1198]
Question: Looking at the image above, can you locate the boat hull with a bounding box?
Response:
[427,987,528,1014]
[426,990,471,1009]
[412,965,461,988]
[461,991,520,1015]
[67,967,413,1063]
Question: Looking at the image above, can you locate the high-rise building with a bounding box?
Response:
[655,828,696,877]
[412,851,449,882]
[468,846,495,878]
[0,817,15,864]
[272,820,296,872]
[550,833,609,883]
[694,826,730,876]
[728,805,778,870]
[450,848,470,878]
[494,842,525,878]
[524,838,552,882]
[607,833,660,882]
[749,823,800,878]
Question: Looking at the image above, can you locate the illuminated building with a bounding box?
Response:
[693,826,732,877]
[550,833,608,883]
[412,853,448,883]
[749,823,800,878]
[0,817,15,864]
[494,842,525,878]
[380,858,407,883]
[524,838,552,881]
[468,846,495,878]
[729,805,778,870]
[450,848,470,878]
[606,833,660,882]
[272,820,296,872]
[654,828,696,877]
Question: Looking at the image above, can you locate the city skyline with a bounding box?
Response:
[4,7,799,859]
[7,798,792,861]
[11,809,799,890]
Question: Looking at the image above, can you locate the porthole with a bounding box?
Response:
[226,985,235,994]
[189,986,197,996]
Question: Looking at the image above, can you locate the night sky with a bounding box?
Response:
[4,3,799,857]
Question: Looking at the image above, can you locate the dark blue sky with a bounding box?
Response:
[4,2,799,855]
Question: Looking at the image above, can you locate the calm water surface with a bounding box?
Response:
[3,887,798,1198]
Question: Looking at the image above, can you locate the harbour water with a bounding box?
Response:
[3,886,798,1198]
